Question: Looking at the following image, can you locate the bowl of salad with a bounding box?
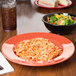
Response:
[42,13,76,35]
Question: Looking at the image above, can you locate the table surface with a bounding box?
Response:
[0,0,76,76]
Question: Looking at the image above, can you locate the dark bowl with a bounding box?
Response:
[42,12,76,35]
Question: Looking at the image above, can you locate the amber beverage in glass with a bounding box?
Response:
[1,0,17,31]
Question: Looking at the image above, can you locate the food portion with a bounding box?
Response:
[14,38,63,61]
[47,13,76,25]
[38,0,70,7]
[58,0,69,6]
[38,0,59,7]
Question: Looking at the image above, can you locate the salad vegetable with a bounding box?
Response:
[47,14,76,25]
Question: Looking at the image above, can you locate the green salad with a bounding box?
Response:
[47,14,76,25]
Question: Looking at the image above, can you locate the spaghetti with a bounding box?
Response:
[14,38,62,61]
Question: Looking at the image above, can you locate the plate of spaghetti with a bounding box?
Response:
[1,32,75,66]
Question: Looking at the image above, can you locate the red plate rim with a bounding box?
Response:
[34,0,72,9]
[1,32,75,66]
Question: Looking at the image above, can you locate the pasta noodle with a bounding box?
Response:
[14,38,62,61]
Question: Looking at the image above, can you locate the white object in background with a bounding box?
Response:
[63,13,68,16]
[30,0,37,6]
[0,52,14,75]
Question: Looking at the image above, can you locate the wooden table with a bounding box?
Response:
[0,0,76,76]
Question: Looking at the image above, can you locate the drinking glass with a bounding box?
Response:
[1,0,17,31]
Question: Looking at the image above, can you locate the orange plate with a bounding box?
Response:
[34,0,72,9]
[1,32,75,66]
